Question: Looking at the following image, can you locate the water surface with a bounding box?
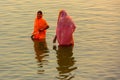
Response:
[0,0,120,80]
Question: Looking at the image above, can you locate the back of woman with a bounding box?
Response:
[56,10,76,46]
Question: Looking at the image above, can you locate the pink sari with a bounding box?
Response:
[56,10,76,46]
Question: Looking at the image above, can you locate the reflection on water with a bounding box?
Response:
[0,0,120,79]
[54,45,77,80]
[32,39,49,74]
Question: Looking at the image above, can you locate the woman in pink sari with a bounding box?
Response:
[53,10,76,46]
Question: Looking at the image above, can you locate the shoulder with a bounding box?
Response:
[41,18,46,21]
[41,18,48,24]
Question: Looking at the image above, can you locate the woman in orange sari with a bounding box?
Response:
[31,10,49,40]
[53,10,76,46]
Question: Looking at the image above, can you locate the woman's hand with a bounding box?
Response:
[39,29,43,32]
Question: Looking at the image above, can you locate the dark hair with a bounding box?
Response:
[37,10,42,14]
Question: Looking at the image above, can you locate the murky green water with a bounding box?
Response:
[0,0,120,80]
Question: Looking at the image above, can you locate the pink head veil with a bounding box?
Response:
[56,10,76,45]
[57,10,75,28]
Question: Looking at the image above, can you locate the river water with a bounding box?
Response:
[0,0,120,80]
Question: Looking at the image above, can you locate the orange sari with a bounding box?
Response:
[32,18,48,39]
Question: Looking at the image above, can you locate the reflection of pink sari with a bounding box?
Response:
[56,10,76,46]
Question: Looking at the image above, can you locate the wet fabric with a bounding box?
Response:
[56,10,76,46]
[32,18,48,39]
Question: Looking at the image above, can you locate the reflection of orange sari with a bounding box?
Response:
[32,18,48,39]
[33,39,49,62]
